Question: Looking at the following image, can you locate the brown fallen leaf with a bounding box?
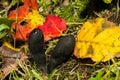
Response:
[0,45,28,80]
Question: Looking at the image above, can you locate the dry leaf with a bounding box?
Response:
[0,45,27,79]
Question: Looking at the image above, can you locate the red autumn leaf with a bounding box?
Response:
[9,0,66,41]
[12,21,32,41]
[8,5,29,19]
[8,0,42,41]
[9,0,38,19]
[38,15,67,41]
[29,0,38,10]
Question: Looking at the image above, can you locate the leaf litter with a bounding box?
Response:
[0,45,27,79]
[0,0,120,80]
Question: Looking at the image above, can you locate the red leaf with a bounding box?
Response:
[12,21,32,41]
[9,0,66,41]
[9,6,29,19]
[38,15,67,41]
[9,0,38,19]
[8,0,38,41]
[30,0,38,10]
[24,0,38,10]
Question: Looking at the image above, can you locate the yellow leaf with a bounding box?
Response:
[25,10,45,29]
[74,18,120,62]
[3,42,21,51]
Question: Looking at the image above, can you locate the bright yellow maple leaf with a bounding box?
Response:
[74,18,120,62]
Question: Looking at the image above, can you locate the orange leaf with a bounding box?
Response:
[12,21,32,41]
[8,0,44,41]
[9,5,29,19]
[9,1,66,41]
[8,0,38,19]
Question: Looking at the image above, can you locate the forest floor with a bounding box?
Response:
[0,0,120,80]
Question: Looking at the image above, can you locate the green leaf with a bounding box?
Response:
[95,71,104,80]
[10,0,19,6]
[0,18,14,27]
[0,24,10,39]
[31,70,43,80]
[88,71,104,80]
[0,32,7,39]
[103,0,112,4]
[0,24,10,32]
[48,69,58,80]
